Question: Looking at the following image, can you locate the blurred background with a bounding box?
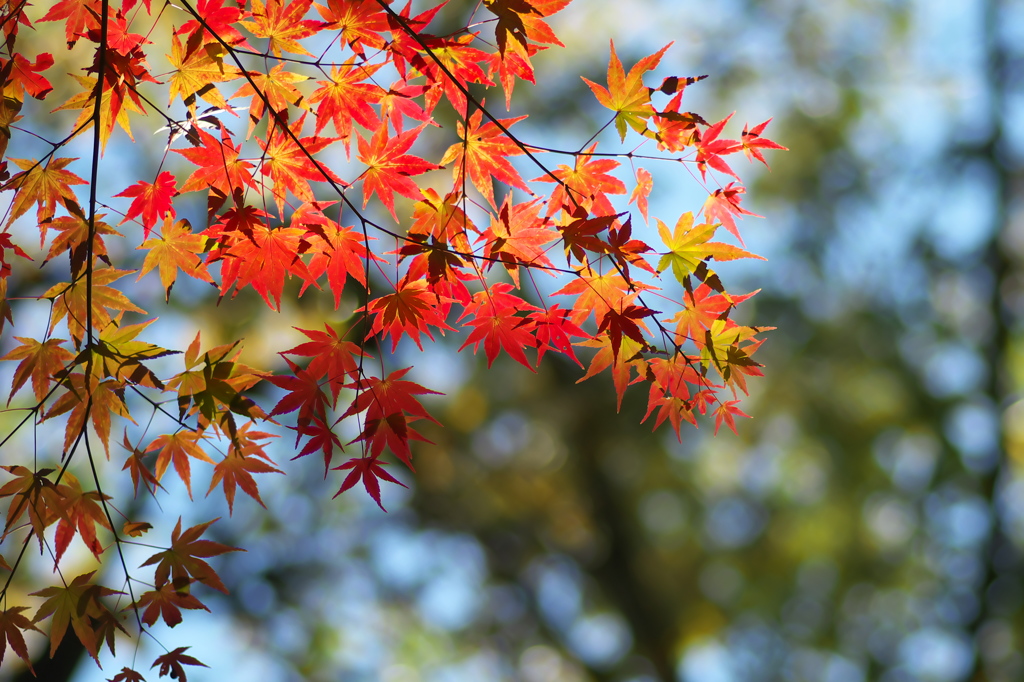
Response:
[3,0,1024,680]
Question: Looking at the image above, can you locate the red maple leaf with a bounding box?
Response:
[357,123,439,220]
[458,284,539,370]
[177,0,253,49]
[115,172,177,237]
[151,647,209,682]
[529,304,588,366]
[342,367,442,467]
[333,456,406,510]
[220,223,313,311]
[282,324,367,400]
[695,113,742,180]
[364,277,454,351]
[741,118,788,167]
[714,399,751,435]
[268,357,332,428]
[174,126,256,198]
[140,518,240,594]
[702,182,763,243]
[39,0,100,47]
[314,0,388,56]
[296,205,379,308]
[3,52,54,100]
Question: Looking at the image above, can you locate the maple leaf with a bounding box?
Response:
[458,284,539,369]
[52,72,147,153]
[553,265,649,326]
[701,318,769,393]
[282,324,367,400]
[529,304,588,366]
[656,210,764,287]
[483,0,570,105]
[379,80,433,134]
[240,0,324,57]
[409,189,478,249]
[0,466,61,548]
[535,143,625,216]
[115,171,178,237]
[653,93,706,152]
[2,157,86,233]
[342,368,442,467]
[629,167,653,223]
[702,182,763,243]
[1,336,75,403]
[642,354,703,439]
[0,231,30,278]
[268,356,332,428]
[257,113,344,213]
[440,109,529,208]
[39,0,100,47]
[91,316,176,388]
[482,195,558,286]
[357,123,439,220]
[108,667,147,682]
[606,217,656,277]
[31,571,124,660]
[122,433,163,496]
[174,126,256,197]
[557,209,618,265]
[292,417,345,474]
[667,283,758,345]
[134,583,210,628]
[141,518,241,594]
[167,33,242,111]
[582,41,671,141]
[43,268,146,345]
[44,373,135,456]
[146,431,215,499]
[314,0,388,56]
[695,113,742,180]
[714,399,751,435]
[309,60,384,149]
[207,424,282,513]
[597,302,657,361]
[178,0,253,48]
[53,473,112,564]
[232,62,310,136]
[151,647,209,682]
[741,118,787,167]
[122,520,153,537]
[43,213,121,277]
[334,456,406,510]
[220,222,313,311]
[137,216,214,300]
[2,52,54,101]
[0,607,40,673]
[297,208,377,308]
[364,277,454,351]
[576,335,646,411]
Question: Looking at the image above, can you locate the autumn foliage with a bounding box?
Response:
[0,0,783,676]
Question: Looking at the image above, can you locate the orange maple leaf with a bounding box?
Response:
[2,157,86,235]
[240,0,324,57]
[137,216,214,300]
[582,41,671,141]
[440,109,529,208]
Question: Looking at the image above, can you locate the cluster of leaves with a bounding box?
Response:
[0,0,782,676]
